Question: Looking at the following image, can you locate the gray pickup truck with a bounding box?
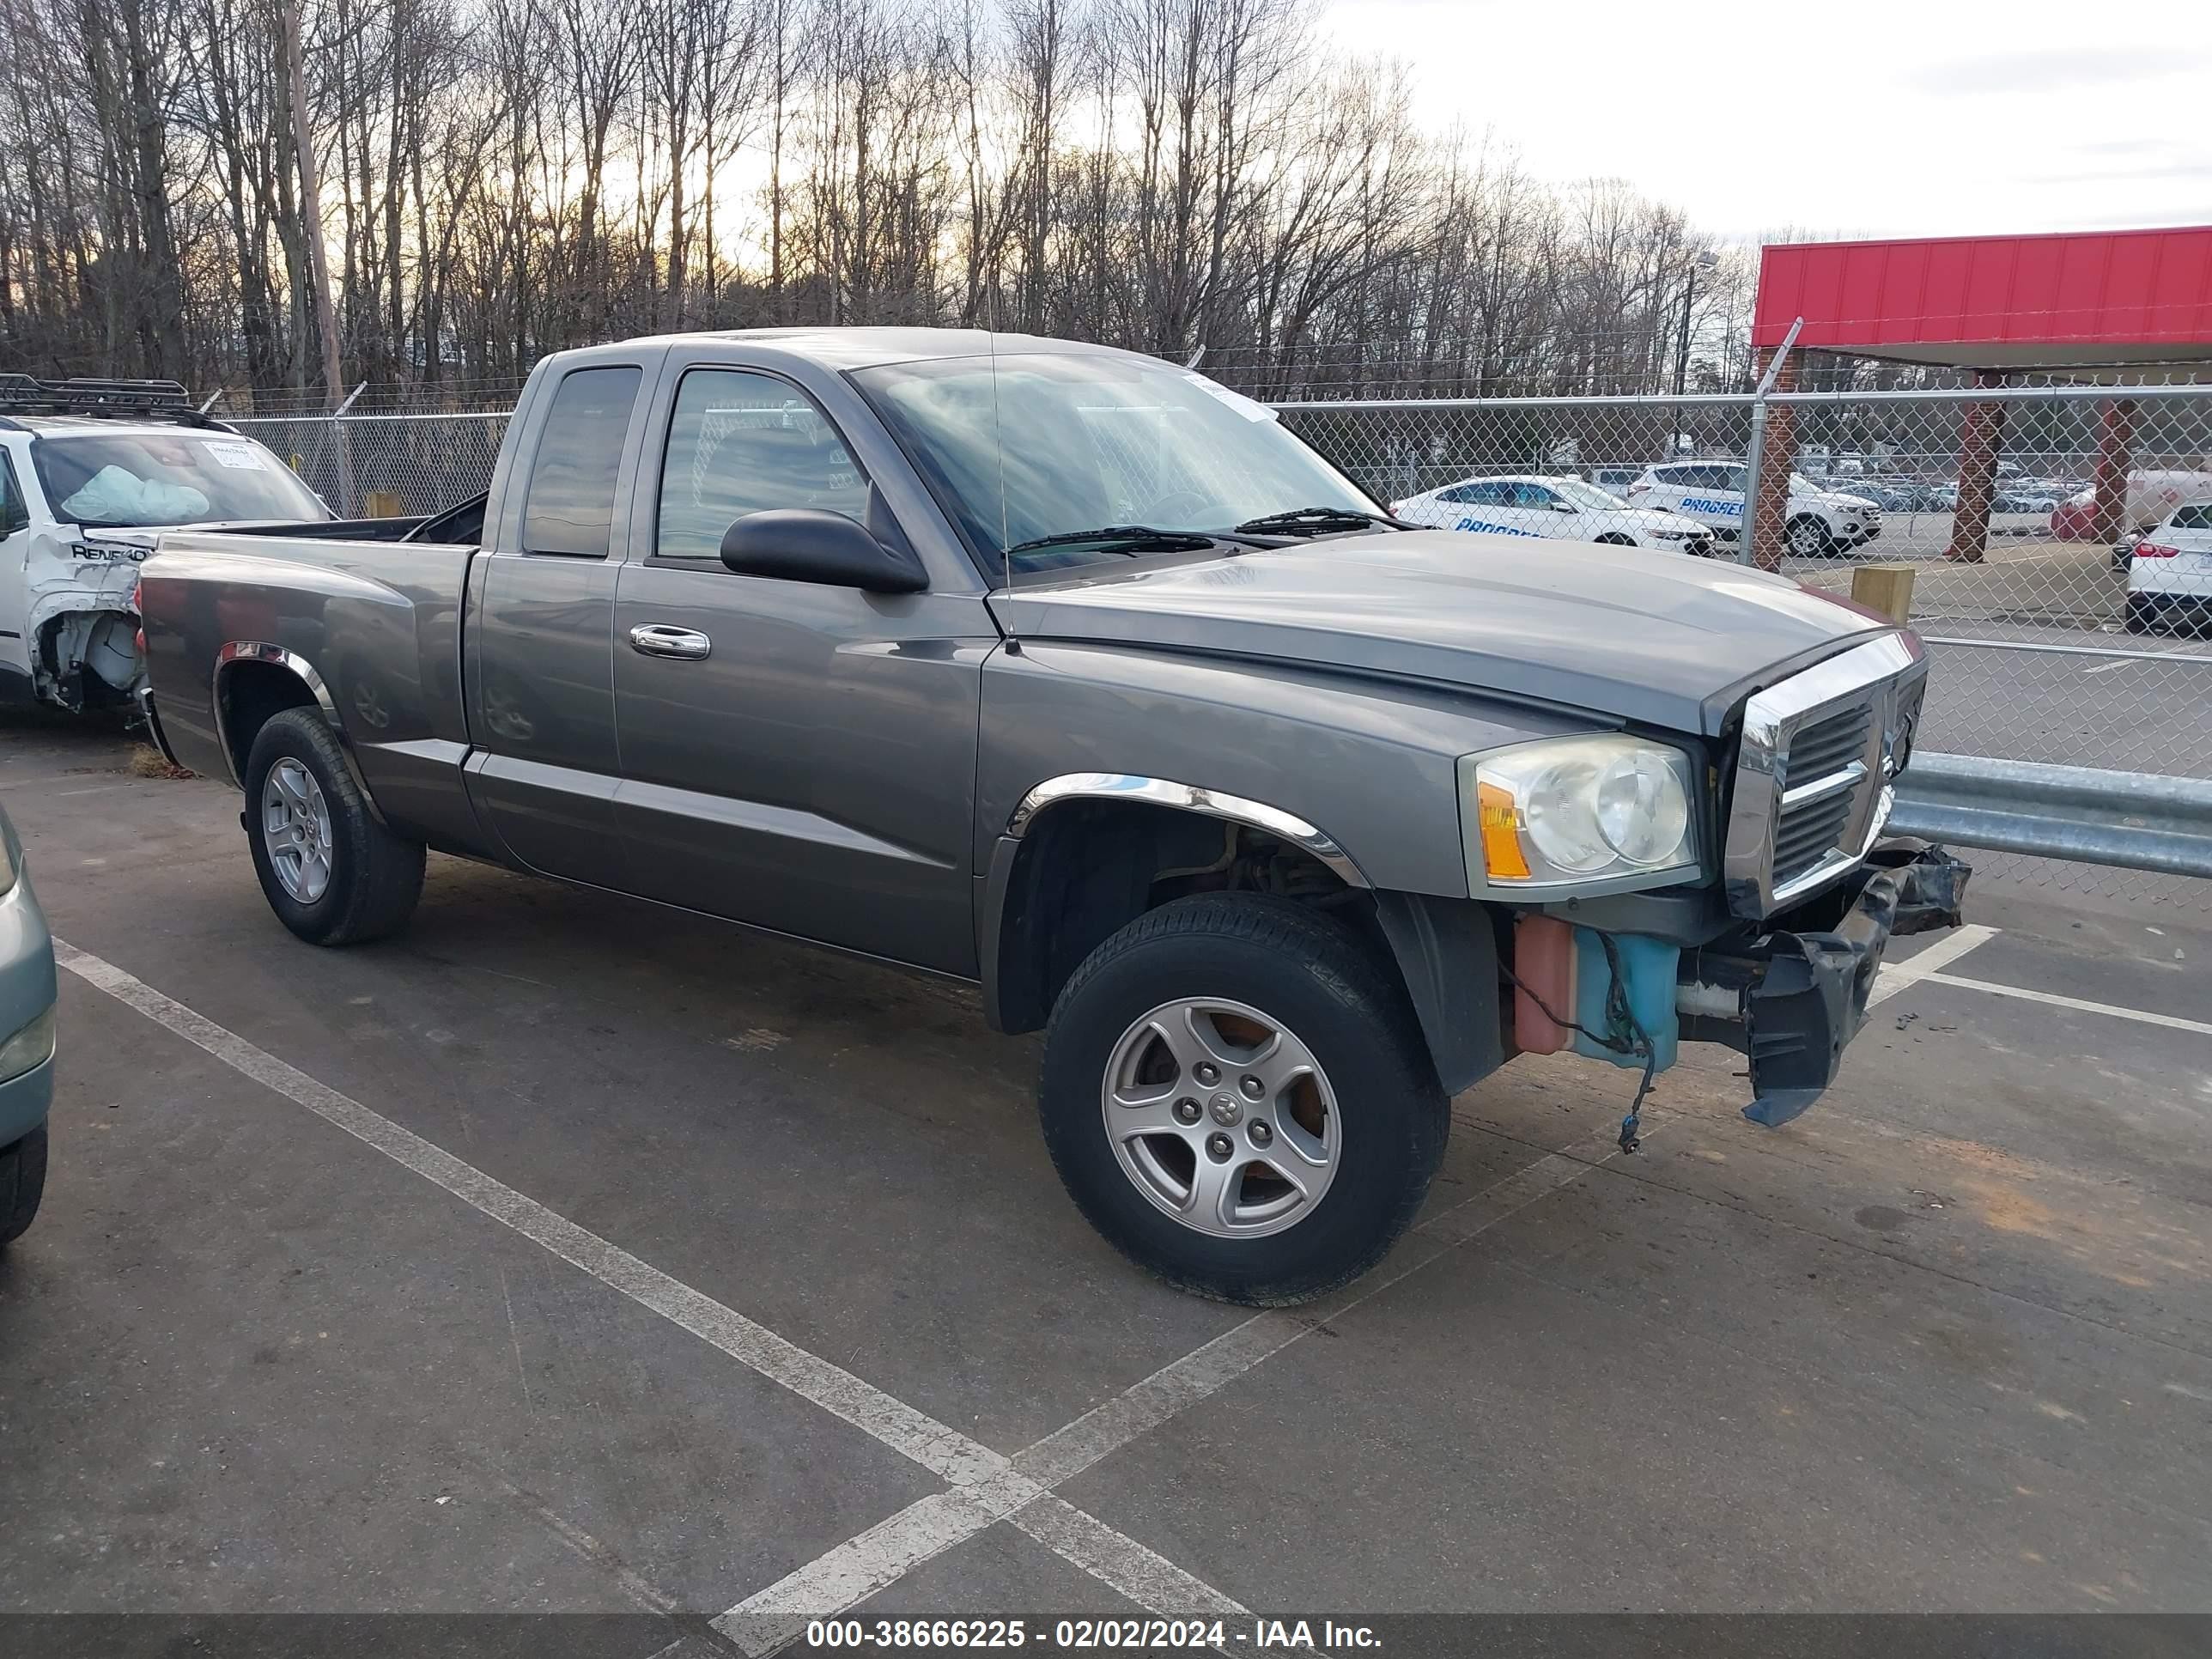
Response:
[139,329,1966,1304]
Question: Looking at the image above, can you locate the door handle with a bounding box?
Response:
[628,623,712,661]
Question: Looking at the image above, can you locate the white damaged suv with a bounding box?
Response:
[1,377,325,713]
[1629,461,1882,557]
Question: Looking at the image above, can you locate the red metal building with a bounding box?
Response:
[1745,226,2212,566]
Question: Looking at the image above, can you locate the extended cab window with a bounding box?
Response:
[654,369,869,560]
[522,366,641,556]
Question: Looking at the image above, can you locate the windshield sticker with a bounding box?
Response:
[204,440,271,471]
[1182,373,1279,424]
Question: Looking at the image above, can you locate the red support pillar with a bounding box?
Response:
[1947,373,2006,563]
[2090,397,2136,544]
[1747,347,1799,573]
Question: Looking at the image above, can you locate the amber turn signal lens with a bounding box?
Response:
[1476,781,1529,880]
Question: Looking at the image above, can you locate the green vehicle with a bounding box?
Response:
[0,800,55,1245]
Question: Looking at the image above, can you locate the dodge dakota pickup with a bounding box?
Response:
[138,329,1966,1304]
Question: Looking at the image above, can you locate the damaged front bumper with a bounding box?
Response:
[1679,841,1971,1127]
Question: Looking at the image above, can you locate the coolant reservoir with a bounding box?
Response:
[1511,915,1576,1055]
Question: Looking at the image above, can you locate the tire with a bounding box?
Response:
[244,708,424,945]
[1787,515,1833,558]
[1594,532,1637,548]
[0,1124,46,1246]
[2124,594,2157,635]
[1039,894,1447,1305]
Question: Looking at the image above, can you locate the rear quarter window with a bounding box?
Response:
[522,366,641,556]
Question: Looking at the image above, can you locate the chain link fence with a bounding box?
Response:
[228,377,2212,914]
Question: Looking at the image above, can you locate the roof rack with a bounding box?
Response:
[0,374,220,426]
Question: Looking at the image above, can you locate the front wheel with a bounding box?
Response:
[1039,895,1447,1304]
[1787,515,1834,558]
[245,708,425,945]
[0,1124,46,1246]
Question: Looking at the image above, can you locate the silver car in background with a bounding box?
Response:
[0,800,55,1245]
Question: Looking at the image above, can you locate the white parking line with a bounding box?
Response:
[1866,923,1999,1006]
[1921,972,2212,1037]
[48,943,1188,1631]
[51,936,1643,1655]
[735,1127,1643,1645]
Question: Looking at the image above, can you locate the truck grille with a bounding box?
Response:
[1779,704,1871,788]
[1723,633,1924,918]
[1771,704,1875,890]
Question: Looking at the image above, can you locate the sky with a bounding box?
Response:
[1319,0,2212,244]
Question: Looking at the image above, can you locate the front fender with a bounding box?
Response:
[976,640,1595,897]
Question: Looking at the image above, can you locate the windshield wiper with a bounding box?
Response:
[1005,525,1223,556]
[1234,506,1410,535]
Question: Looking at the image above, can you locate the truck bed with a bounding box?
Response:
[139,530,486,854]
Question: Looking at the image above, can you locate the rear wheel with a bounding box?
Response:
[245,708,424,945]
[0,1124,46,1246]
[2124,594,2158,635]
[1039,895,1447,1304]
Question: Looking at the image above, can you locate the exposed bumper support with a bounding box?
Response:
[1679,841,1971,1127]
[134,686,182,769]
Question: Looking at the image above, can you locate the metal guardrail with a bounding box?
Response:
[1893,752,2212,879]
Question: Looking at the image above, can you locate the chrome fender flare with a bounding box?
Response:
[1006,772,1370,889]
[212,640,386,823]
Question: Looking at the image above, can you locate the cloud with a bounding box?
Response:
[1901,45,2212,95]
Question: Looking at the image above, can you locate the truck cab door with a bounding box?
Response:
[608,362,992,975]
[462,362,647,879]
[0,449,33,696]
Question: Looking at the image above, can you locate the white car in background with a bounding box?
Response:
[2124,501,2212,635]
[1,377,326,712]
[1627,461,1882,556]
[1391,474,1716,556]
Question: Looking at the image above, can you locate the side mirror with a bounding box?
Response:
[720,508,927,594]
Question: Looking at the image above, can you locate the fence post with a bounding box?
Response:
[329,381,367,517]
[2091,396,2137,544]
[1946,372,2005,563]
[1740,318,1802,570]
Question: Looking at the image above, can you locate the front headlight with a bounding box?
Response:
[1462,736,1697,890]
[0,1006,53,1084]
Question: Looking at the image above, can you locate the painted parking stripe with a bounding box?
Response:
[1866,923,1999,1006]
[738,1126,1645,1645]
[1922,972,2212,1037]
[53,939,1006,1485]
[714,1478,1040,1653]
[1014,1129,1632,1489]
[52,937,1255,1652]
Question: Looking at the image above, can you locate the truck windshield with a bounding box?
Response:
[30,431,328,528]
[852,351,1376,579]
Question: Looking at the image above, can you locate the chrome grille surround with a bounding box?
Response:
[1723,631,1925,919]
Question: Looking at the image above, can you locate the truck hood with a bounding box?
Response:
[988,532,1891,736]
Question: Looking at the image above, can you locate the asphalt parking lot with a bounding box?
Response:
[5,708,2212,1650]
